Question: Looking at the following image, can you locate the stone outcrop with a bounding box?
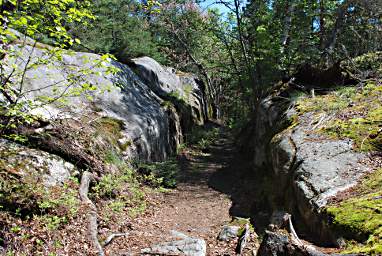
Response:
[0,139,77,187]
[243,94,371,246]
[2,32,207,165]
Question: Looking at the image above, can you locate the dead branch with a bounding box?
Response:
[79,171,104,256]
[286,214,303,246]
[236,223,250,255]
[103,233,129,247]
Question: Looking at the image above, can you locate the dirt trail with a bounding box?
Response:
[107,130,248,255]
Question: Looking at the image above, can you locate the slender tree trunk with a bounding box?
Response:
[280,0,295,54]
[323,1,348,66]
[233,0,256,92]
[319,0,326,50]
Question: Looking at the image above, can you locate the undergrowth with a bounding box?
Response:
[137,158,179,188]
[185,126,220,151]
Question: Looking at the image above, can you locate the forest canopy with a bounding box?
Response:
[1,0,382,125]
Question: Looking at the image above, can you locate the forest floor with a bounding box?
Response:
[105,130,258,255]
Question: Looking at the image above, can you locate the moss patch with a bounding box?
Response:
[326,169,382,254]
[295,81,382,152]
[229,217,255,236]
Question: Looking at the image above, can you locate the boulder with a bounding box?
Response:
[258,229,362,256]
[2,32,198,162]
[269,112,370,244]
[244,95,371,245]
[218,225,240,241]
[0,139,77,187]
[0,139,78,212]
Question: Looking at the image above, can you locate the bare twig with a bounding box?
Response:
[103,233,129,247]
[236,223,250,255]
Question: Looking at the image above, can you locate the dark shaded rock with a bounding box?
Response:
[258,229,364,256]
[293,63,356,89]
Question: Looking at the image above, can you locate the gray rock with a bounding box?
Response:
[257,229,362,256]
[2,36,193,162]
[0,139,77,187]
[218,225,240,241]
[247,96,371,245]
[141,230,206,256]
[131,57,207,126]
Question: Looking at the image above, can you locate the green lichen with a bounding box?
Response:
[326,169,382,255]
[344,52,382,78]
[295,81,382,152]
[295,86,357,114]
[229,217,255,236]
[94,116,124,145]
[183,84,193,101]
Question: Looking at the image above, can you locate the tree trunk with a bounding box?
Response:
[280,0,296,54]
[319,0,326,50]
[323,1,349,66]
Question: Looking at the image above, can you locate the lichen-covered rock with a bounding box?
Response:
[218,225,240,241]
[245,91,373,245]
[0,139,78,212]
[0,139,77,187]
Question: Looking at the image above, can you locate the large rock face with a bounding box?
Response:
[245,95,370,245]
[2,33,206,163]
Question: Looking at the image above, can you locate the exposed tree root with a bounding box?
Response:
[79,171,104,256]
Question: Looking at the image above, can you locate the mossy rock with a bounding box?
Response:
[229,217,255,236]
[295,81,382,152]
[0,139,77,214]
[325,169,382,255]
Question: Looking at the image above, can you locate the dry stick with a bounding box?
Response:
[361,127,382,151]
[103,233,129,247]
[79,171,105,256]
[287,214,303,247]
[236,223,250,255]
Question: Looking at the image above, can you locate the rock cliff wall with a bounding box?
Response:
[1,32,207,185]
[243,91,373,246]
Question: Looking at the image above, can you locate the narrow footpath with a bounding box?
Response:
[106,130,257,255]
